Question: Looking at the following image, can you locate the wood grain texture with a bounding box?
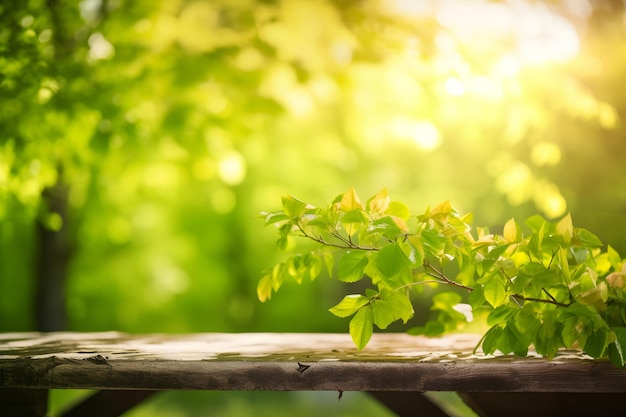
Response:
[1,332,625,392]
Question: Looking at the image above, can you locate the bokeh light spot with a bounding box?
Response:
[445,77,465,96]
[531,142,561,167]
[390,118,442,151]
[218,151,246,186]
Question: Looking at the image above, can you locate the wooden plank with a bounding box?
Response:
[1,332,625,393]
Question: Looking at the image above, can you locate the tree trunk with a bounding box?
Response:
[35,182,71,332]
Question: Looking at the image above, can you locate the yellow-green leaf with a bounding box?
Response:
[371,290,414,329]
[341,209,368,236]
[349,306,374,350]
[340,187,363,212]
[557,213,573,243]
[281,194,307,218]
[322,252,334,276]
[375,242,409,278]
[367,187,390,214]
[257,274,273,302]
[577,282,608,312]
[503,217,518,243]
[484,276,507,308]
[338,250,368,282]
[431,200,452,215]
[386,201,410,220]
[329,294,370,318]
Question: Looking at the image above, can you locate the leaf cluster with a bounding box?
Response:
[259,188,626,367]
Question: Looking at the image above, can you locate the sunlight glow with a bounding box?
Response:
[445,77,465,96]
[390,0,580,66]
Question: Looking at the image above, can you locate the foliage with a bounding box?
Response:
[3,0,626,333]
[260,188,626,366]
[2,1,626,414]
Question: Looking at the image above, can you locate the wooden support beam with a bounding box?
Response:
[459,392,626,417]
[60,390,156,417]
[0,389,48,417]
[369,392,450,417]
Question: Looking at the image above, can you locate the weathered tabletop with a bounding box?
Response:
[2,332,626,417]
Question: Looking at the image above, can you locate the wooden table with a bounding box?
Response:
[2,332,626,417]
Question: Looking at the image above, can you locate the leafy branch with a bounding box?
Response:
[259,188,626,367]
[294,221,380,252]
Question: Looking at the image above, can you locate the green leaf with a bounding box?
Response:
[329,294,370,318]
[525,214,547,233]
[498,325,528,356]
[341,187,364,212]
[608,327,626,368]
[287,254,305,282]
[503,218,519,243]
[375,242,409,278]
[468,285,486,309]
[322,252,334,276]
[484,275,507,308]
[277,236,288,250]
[367,187,390,214]
[371,301,399,329]
[349,306,374,350]
[514,304,542,341]
[607,245,623,270]
[480,325,504,354]
[574,228,603,248]
[556,213,573,243]
[369,216,402,240]
[577,282,608,312]
[584,328,609,358]
[342,209,369,224]
[534,315,561,359]
[276,222,292,250]
[386,200,410,220]
[342,209,368,236]
[272,263,287,289]
[371,290,414,329]
[487,304,517,326]
[561,316,583,348]
[257,274,273,302]
[304,253,323,280]
[420,228,447,258]
[338,250,369,282]
[263,211,290,225]
[281,194,308,218]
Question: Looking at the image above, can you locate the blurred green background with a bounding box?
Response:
[1,0,626,415]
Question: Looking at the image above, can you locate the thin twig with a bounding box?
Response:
[394,280,448,291]
[417,262,572,308]
[423,261,474,292]
[295,224,379,251]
